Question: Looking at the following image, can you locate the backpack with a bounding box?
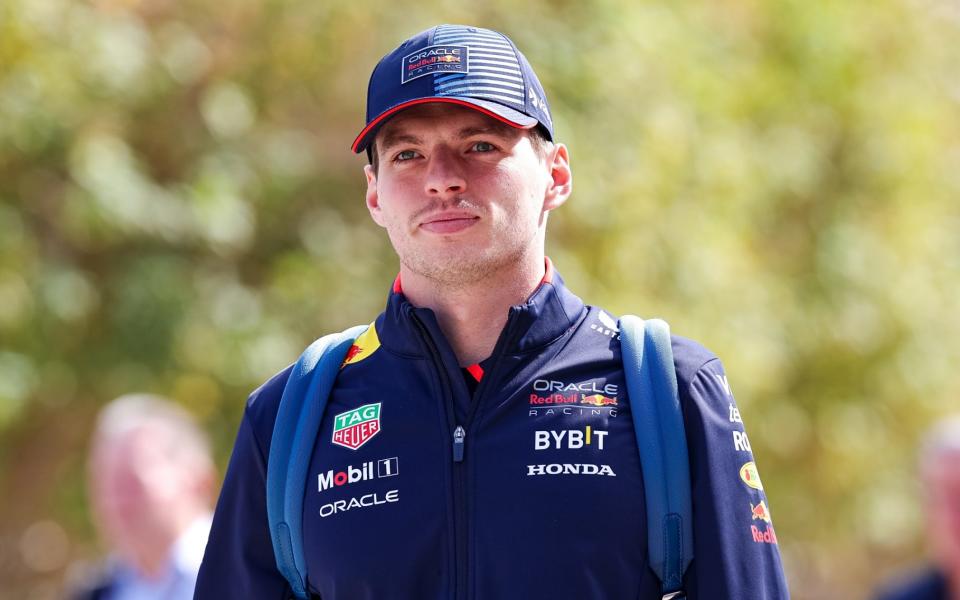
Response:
[266,316,693,600]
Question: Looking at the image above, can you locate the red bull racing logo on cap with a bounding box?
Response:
[332,403,381,450]
[401,45,469,83]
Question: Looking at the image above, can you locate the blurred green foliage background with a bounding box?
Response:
[1,0,959,597]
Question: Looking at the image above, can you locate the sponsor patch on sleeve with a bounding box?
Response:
[739,461,764,490]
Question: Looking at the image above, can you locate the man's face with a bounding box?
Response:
[924,452,960,572]
[364,103,570,286]
[89,426,195,563]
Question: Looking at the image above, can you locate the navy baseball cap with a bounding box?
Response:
[352,24,554,154]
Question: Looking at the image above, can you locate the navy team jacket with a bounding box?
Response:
[195,266,790,599]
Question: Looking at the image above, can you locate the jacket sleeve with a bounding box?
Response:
[680,357,791,599]
[194,381,295,600]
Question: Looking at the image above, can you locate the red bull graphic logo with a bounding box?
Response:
[341,323,381,368]
[580,394,617,407]
[332,403,381,450]
[739,461,763,491]
[750,501,772,524]
[750,524,778,545]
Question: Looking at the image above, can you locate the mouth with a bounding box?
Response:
[419,212,480,234]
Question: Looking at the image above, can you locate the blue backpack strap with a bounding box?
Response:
[619,315,693,599]
[267,324,367,599]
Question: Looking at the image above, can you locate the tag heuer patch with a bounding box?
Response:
[332,403,382,450]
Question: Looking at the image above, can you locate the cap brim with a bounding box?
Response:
[351,97,537,154]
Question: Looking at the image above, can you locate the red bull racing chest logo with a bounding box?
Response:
[332,403,381,450]
[528,379,619,418]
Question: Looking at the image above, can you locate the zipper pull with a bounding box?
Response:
[453,425,466,462]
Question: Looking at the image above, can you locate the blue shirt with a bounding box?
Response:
[874,568,948,600]
[80,515,211,600]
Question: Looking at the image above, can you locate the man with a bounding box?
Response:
[73,394,216,600]
[195,24,789,599]
[874,416,960,600]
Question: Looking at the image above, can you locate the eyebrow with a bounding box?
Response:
[379,132,424,153]
[378,122,518,153]
[456,124,517,139]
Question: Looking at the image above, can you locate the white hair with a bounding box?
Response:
[92,393,213,471]
[919,414,960,470]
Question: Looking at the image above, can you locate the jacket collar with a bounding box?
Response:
[376,258,586,360]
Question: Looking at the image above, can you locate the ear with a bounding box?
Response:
[543,143,572,211]
[364,165,387,228]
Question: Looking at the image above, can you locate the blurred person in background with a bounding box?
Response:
[874,415,960,600]
[69,394,216,600]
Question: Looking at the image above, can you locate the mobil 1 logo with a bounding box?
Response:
[316,457,401,518]
[318,457,399,493]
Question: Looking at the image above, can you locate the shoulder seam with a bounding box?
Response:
[242,402,271,469]
[691,355,721,376]
[679,356,722,400]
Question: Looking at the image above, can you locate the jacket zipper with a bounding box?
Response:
[409,313,469,600]
[453,426,465,462]
[410,308,518,600]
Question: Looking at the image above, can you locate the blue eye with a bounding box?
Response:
[395,150,417,162]
[472,141,495,152]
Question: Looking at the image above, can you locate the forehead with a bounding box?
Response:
[376,103,523,145]
[92,423,172,464]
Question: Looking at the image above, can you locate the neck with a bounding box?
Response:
[399,251,546,366]
[126,529,178,579]
[125,507,203,578]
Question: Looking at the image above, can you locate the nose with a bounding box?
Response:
[423,148,466,198]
